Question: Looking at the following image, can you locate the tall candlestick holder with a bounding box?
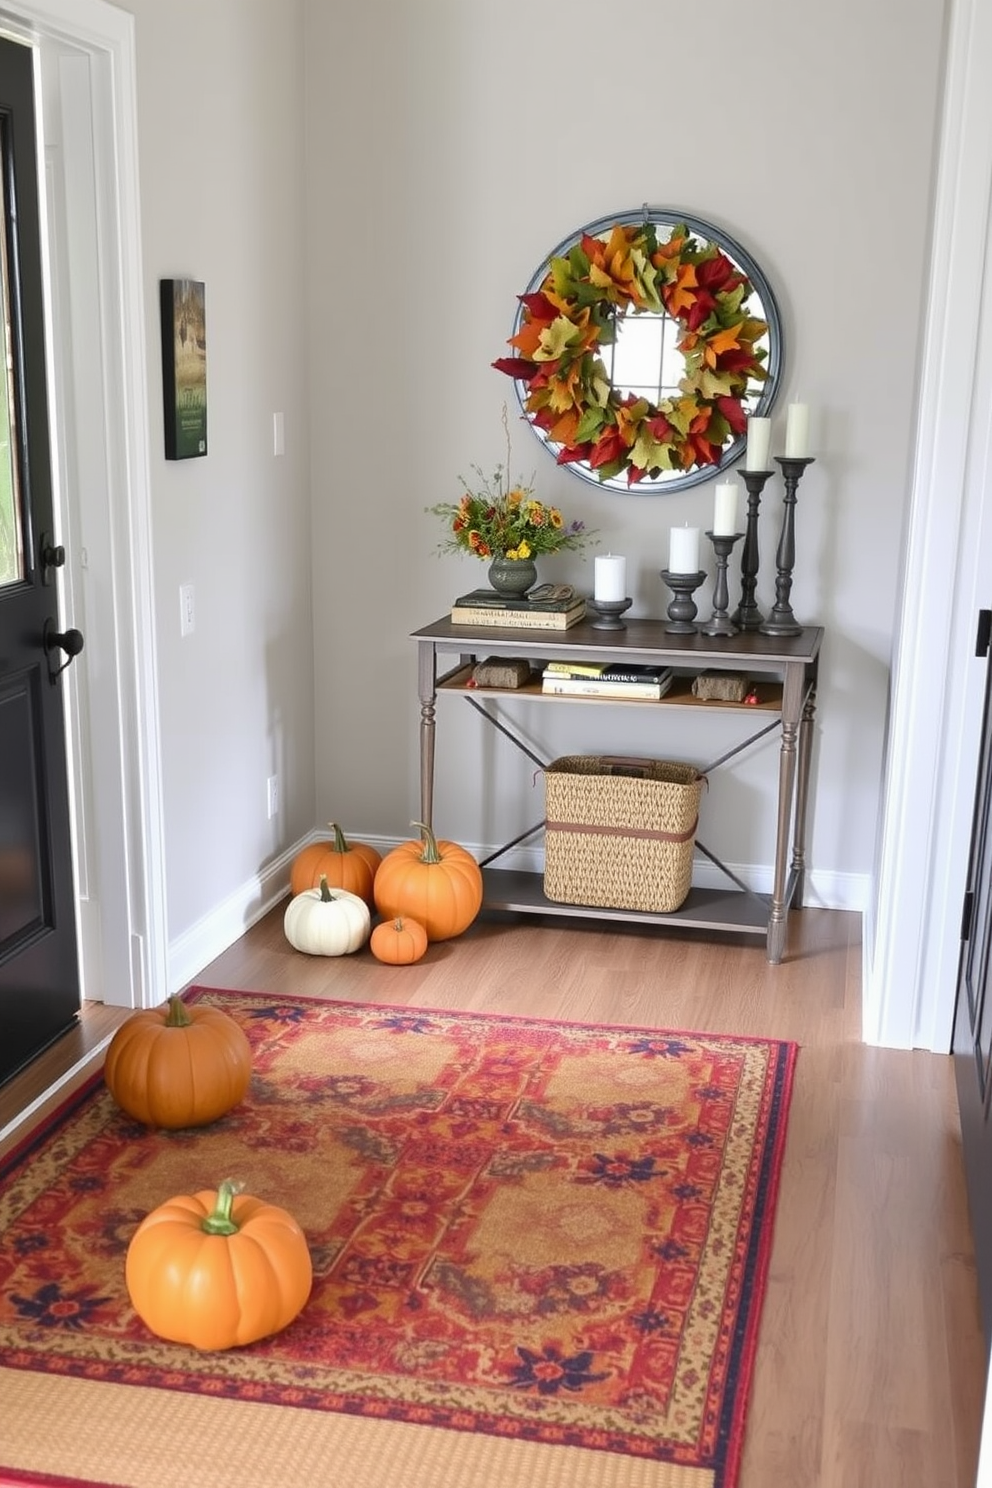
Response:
[732,469,774,631]
[587,596,632,630]
[760,456,815,636]
[701,532,744,636]
[660,569,707,634]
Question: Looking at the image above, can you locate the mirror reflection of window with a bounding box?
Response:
[602,314,685,404]
[602,294,771,415]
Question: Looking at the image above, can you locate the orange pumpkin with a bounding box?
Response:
[126,1180,312,1351]
[370,914,429,965]
[104,995,251,1129]
[373,821,482,941]
[289,822,381,906]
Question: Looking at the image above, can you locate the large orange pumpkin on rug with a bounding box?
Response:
[104,995,251,1129]
[289,822,381,906]
[125,1180,312,1351]
[373,821,482,941]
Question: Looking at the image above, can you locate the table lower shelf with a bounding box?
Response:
[480,867,771,935]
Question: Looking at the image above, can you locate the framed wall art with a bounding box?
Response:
[160,278,207,459]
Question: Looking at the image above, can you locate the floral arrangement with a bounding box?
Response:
[492,220,769,486]
[429,411,594,561]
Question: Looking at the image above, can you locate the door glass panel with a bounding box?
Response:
[0,118,23,588]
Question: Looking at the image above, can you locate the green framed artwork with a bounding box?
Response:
[160,278,207,459]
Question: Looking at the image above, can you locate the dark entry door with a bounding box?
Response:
[953,608,992,1352]
[0,36,82,1086]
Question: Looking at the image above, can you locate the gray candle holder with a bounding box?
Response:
[701,531,744,636]
[760,456,815,636]
[587,597,632,630]
[732,469,774,631]
[660,569,707,633]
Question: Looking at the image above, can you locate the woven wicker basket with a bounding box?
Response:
[543,755,704,913]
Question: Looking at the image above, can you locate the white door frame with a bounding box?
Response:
[865,0,992,1052]
[0,0,165,1012]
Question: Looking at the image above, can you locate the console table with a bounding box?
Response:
[412,615,823,963]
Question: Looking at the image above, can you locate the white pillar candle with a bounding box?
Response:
[745,416,771,471]
[785,402,810,458]
[713,481,739,536]
[669,525,700,574]
[594,553,626,602]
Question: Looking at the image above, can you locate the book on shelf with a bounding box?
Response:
[541,672,674,700]
[453,587,585,613]
[543,662,673,684]
[450,602,586,631]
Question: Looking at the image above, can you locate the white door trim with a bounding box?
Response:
[1,0,165,1010]
[865,0,992,1050]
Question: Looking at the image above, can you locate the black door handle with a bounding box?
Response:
[44,619,84,683]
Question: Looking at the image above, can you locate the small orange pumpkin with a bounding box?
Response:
[370,915,429,965]
[373,821,482,942]
[290,822,381,907]
[104,995,251,1129]
[126,1180,312,1351]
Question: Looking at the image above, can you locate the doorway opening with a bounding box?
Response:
[1,0,165,1018]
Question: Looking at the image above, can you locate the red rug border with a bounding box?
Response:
[1,985,799,1487]
[184,982,801,1052]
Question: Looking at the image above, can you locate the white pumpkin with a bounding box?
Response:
[284,875,370,956]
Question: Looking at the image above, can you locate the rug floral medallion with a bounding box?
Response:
[0,991,797,1488]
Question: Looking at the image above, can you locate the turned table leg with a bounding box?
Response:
[417,641,437,831]
[767,660,805,964]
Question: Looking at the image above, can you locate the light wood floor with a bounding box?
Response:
[0,905,986,1488]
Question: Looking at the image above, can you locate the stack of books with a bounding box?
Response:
[450,588,587,631]
[541,661,674,699]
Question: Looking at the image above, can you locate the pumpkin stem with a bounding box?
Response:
[330,822,350,854]
[318,874,337,902]
[410,820,442,865]
[164,995,192,1028]
[201,1179,245,1236]
[392,917,406,930]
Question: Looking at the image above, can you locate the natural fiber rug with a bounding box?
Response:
[0,990,796,1488]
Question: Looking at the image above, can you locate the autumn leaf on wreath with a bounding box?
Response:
[715,396,748,435]
[532,316,585,363]
[711,346,759,378]
[491,356,534,380]
[573,403,609,445]
[651,231,689,280]
[545,408,583,449]
[631,428,677,473]
[697,368,737,400]
[588,425,628,470]
[705,322,744,362]
[665,395,701,438]
[614,397,651,448]
[663,263,699,318]
[697,252,745,298]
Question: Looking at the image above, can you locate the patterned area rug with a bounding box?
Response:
[0,991,796,1488]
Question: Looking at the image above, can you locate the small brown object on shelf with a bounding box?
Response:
[691,670,750,702]
[471,656,534,689]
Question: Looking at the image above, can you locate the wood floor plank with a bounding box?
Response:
[0,905,984,1487]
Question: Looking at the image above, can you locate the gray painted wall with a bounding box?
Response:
[119,0,948,942]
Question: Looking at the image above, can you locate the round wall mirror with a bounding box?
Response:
[493,208,783,494]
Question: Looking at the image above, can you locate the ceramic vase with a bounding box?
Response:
[487,556,537,597]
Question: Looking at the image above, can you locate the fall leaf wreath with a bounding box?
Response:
[493,220,769,486]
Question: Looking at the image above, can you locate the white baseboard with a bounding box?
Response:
[167,842,300,993]
[168,829,869,994]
